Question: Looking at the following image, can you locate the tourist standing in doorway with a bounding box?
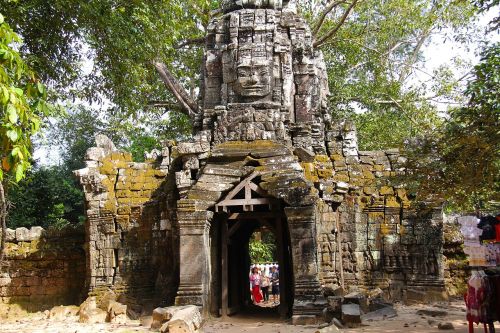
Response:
[261,270,270,302]
[270,266,280,304]
[250,267,263,304]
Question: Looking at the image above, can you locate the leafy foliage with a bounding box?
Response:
[0,13,53,258]
[249,231,277,264]
[405,43,499,210]
[302,0,478,150]
[0,12,51,182]
[0,0,219,139]
[7,166,85,229]
[1,0,481,150]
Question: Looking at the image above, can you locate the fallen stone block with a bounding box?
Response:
[416,309,448,317]
[107,300,127,323]
[30,226,44,240]
[15,227,30,242]
[342,303,361,328]
[438,322,455,330]
[48,305,79,321]
[151,306,185,330]
[79,297,107,324]
[165,305,202,333]
[97,289,117,311]
[361,305,397,322]
[344,291,369,313]
[5,228,15,242]
[315,324,340,333]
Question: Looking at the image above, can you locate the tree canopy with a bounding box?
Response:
[0,13,52,258]
[0,0,496,221]
[405,43,499,210]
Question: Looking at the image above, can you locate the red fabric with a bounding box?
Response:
[495,224,500,242]
[466,274,489,324]
[252,285,263,303]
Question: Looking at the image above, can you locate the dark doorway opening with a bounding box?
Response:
[210,173,294,319]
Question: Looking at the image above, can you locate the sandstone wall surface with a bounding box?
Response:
[0,226,86,311]
[75,136,179,306]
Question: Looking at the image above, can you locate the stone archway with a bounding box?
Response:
[213,172,293,318]
[174,141,327,322]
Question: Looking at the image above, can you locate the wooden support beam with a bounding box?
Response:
[217,198,275,208]
[221,218,229,318]
[228,219,245,237]
[275,216,287,318]
[228,212,281,220]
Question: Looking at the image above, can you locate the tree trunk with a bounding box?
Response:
[0,181,6,263]
[153,61,199,120]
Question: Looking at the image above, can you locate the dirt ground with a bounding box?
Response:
[0,301,490,333]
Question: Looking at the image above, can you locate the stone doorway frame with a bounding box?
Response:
[215,172,292,318]
[175,171,326,322]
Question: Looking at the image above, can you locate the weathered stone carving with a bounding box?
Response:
[74,0,446,324]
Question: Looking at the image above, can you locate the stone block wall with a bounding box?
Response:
[300,122,446,302]
[0,226,85,311]
[75,136,179,305]
[442,217,470,297]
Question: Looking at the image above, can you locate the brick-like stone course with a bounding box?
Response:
[0,226,85,311]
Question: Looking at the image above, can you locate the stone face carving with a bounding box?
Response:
[73,0,446,325]
[202,3,330,153]
[234,58,273,99]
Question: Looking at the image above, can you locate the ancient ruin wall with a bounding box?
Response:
[74,0,448,316]
[0,226,85,311]
[75,137,179,304]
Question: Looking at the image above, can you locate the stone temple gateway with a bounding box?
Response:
[75,0,446,323]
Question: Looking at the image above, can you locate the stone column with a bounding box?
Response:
[285,206,326,322]
[175,204,213,312]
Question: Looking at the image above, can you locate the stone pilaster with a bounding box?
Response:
[175,202,213,311]
[285,206,326,319]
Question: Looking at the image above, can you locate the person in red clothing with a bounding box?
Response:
[250,267,263,304]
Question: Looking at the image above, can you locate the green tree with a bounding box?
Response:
[0,13,52,260]
[0,0,217,139]
[0,0,481,149]
[249,231,277,264]
[7,166,85,229]
[405,43,499,210]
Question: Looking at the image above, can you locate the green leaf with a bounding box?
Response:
[12,87,23,96]
[7,104,18,123]
[31,117,40,131]
[37,82,44,94]
[6,129,19,142]
[0,13,4,25]
[11,147,20,157]
[0,85,8,104]
[15,163,24,182]
[0,169,3,181]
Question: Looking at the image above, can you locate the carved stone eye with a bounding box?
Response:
[238,68,251,77]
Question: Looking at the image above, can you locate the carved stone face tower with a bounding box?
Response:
[202,0,330,152]
[76,0,446,326]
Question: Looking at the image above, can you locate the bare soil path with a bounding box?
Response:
[0,301,489,333]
